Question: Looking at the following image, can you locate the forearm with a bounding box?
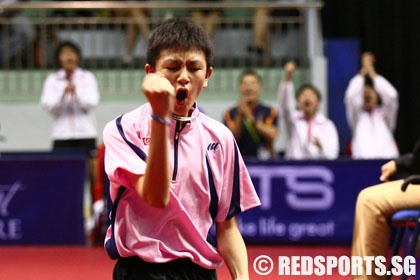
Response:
[255,123,278,142]
[230,114,244,140]
[137,119,171,207]
[74,77,100,110]
[217,218,249,280]
[41,82,66,114]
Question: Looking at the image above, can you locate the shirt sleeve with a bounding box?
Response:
[373,75,399,131]
[103,115,147,195]
[318,120,340,159]
[74,71,100,111]
[40,74,67,116]
[277,80,296,135]
[396,137,420,175]
[344,74,364,131]
[215,136,261,222]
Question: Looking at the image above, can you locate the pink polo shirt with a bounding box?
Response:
[103,103,261,269]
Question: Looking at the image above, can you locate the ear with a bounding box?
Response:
[202,67,213,88]
[145,64,155,74]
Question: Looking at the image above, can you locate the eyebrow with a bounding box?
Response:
[162,58,204,67]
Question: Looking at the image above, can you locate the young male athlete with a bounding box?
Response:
[102,18,261,280]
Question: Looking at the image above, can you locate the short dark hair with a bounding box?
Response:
[55,40,81,68]
[147,18,214,70]
[364,75,374,88]
[364,75,382,105]
[296,83,321,100]
[238,69,262,84]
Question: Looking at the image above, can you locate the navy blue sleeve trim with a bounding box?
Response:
[105,115,148,260]
[206,156,219,221]
[105,186,126,260]
[226,140,241,220]
[116,114,147,162]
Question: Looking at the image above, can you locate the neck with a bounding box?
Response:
[65,69,74,80]
[304,112,315,120]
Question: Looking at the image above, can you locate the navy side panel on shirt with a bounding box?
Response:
[226,141,241,220]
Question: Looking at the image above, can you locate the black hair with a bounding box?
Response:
[146,18,214,70]
[55,40,81,68]
[296,83,321,100]
[364,75,374,88]
[363,75,382,105]
[238,69,263,84]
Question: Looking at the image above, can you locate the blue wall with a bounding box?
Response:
[325,38,360,156]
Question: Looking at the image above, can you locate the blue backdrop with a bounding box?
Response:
[237,158,386,245]
[325,38,360,155]
[0,152,86,245]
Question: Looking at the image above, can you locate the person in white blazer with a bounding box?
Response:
[344,52,399,159]
[277,61,339,160]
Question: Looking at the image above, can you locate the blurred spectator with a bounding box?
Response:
[53,0,96,17]
[277,61,339,159]
[53,0,151,66]
[187,0,222,38]
[224,69,278,159]
[344,52,399,159]
[0,0,36,66]
[40,41,100,241]
[247,0,305,55]
[118,1,151,65]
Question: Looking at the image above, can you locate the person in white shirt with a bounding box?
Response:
[41,41,100,156]
[344,52,399,159]
[277,60,339,160]
[40,41,100,239]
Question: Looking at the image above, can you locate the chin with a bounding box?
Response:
[173,108,188,117]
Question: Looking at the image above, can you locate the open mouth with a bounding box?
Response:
[176,89,188,104]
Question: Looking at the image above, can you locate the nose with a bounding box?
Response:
[177,67,190,86]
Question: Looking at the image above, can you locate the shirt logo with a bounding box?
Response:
[142,138,150,145]
[207,143,219,151]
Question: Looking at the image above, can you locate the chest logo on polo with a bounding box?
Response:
[207,143,219,151]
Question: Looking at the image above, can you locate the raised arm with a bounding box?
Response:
[363,52,399,131]
[277,61,297,135]
[373,75,399,131]
[344,74,364,131]
[130,72,174,208]
[40,74,67,116]
[73,71,100,112]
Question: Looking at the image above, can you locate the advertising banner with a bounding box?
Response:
[238,159,387,245]
[0,152,86,245]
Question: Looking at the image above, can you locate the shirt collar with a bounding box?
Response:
[57,68,82,80]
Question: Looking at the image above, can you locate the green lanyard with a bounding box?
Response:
[243,118,261,144]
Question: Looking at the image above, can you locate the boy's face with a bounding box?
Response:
[297,88,320,118]
[149,48,212,117]
[239,74,262,105]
